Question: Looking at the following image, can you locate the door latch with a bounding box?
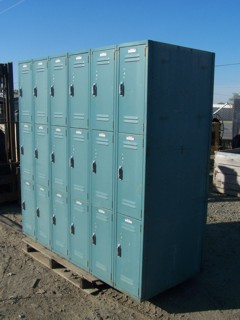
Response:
[92,160,97,174]
[36,208,40,217]
[19,88,23,97]
[33,86,37,97]
[70,156,74,168]
[92,83,97,96]
[117,244,122,257]
[50,85,54,97]
[119,82,124,96]
[118,166,123,180]
[92,233,96,245]
[34,148,38,159]
[52,215,56,225]
[50,152,55,163]
[70,223,75,234]
[69,84,74,96]
[22,201,26,210]
[20,145,24,155]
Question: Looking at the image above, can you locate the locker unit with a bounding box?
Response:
[49,55,68,126]
[33,58,49,124]
[19,61,33,123]
[69,52,89,128]
[19,40,214,301]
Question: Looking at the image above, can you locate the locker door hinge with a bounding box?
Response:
[19,88,23,97]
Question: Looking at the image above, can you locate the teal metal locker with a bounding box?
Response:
[21,179,35,238]
[118,45,146,134]
[117,133,144,220]
[115,214,141,298]
[69,128,88,202]
[35,184,51,248]
[35,124,50,187]
[69,200,89,270]
[33,59,49,124]
[49,55,68,126]
[91,48,115,131]
[69,52,89,128]
[52,190,68,257]
[91,207,113,284]
[19,61,33,123]
[20,123,34,182]
[51,126,68,193]
[91,130,113,210]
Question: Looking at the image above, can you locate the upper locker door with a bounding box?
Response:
[33,59,48,124]
[118,44,147,134]
[69,52,89,128]
[91,131,113,210]
[50,56,68,126]
[20,123,34,182]
[19,61,33,123]
[35,124,50,187]
[69,128,88,202]
[117,133,144,220]
[91,48,115,131]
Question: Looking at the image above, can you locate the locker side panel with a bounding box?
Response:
[91,48,115,131]
[20,123,34,182]
[91,207,113,284]
[36,185,51,248]
[52,191,68,257]
[91,131,113,210]
[118,45,146,134]
[33,59,49,124]
[115,214,141,299]
[51,126,68,193]
[69,128,88,202]
[21,179,35,238]
[69,53,89,128]
[35,124,50,187]
[50,56,68,126]
[117,133,144,220]
[19,62,33,123]
[69,200,89,270]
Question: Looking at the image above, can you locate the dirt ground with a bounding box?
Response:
[1,180,240,320]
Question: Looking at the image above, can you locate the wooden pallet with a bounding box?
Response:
[22,237,104,295]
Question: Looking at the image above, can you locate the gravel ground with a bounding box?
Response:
[0,179,240,320]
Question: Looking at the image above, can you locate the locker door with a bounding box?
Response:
[91,131,113,210]
[52,191,68,257]
[117,133,144,219]
[115,214,141,298]
[51,126,68,193]
[21,179,35,238]
[69,53,89,128]
[69,200,89,270]
[19,62,33,123]
[35,124,50,187]
[33,59,48,124]
[91,207,112,284]
[50,56,68,126]
[118,45,146,134]
[36,185,50,247]
[69,128,88,202]
[91,48,115,131]
[20,123,34,182]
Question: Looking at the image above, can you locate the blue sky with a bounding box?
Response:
[1,0,239,103]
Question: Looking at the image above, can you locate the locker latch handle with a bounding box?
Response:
[51,152,55,163]
[117,244,122,257]
[92,233,96,245]
[34,148,38,159]
[22,201,26,210]
[92,83,97,96]
[20,145,24,155]
[70,156,74,168]
[92,160,97,174]
[19,88,23,97]
[119,82,124,96]
[70,223,75,234]
[69,84,74,97]
[118,166,123,180]
[52,215,56,225]
[33,86,38,97]
[50,85,54,97]
[36,208,40,217]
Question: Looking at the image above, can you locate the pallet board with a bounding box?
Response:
[22,237,103,295]
[213,148,240,196]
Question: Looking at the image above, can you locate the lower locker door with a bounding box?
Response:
[21,180,35,238]
[69,200,89,270]
[115,214,141,298]
[36,185,51,248]
[52,191,68,257]
[91,207,113,284]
